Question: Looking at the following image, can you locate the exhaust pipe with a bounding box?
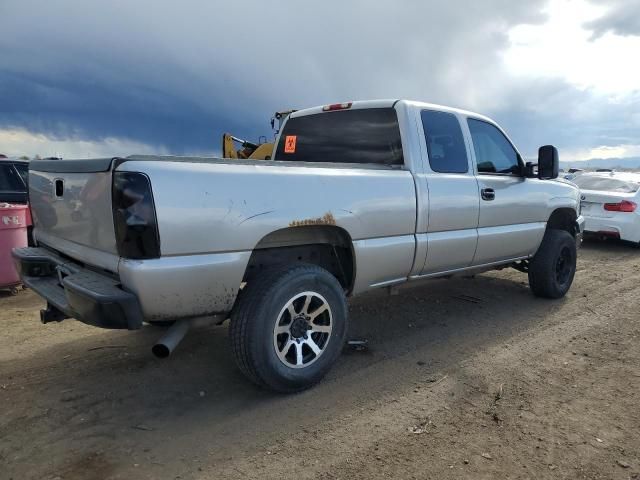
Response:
[152,320,190,358]
[40,303,68,324]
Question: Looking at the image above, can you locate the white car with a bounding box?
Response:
[573,172,640,244]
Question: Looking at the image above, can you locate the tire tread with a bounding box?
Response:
[229,263,346,392]
[528,229,576,299]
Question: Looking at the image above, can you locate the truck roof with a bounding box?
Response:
[289,99,494,124]
[0,157,29,164]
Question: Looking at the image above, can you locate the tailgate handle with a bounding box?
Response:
[481,188,495,201]
[55,179,64,197]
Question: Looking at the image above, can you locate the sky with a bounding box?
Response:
[0,0,638,161]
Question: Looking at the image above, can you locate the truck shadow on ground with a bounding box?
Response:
[2,244,637,478]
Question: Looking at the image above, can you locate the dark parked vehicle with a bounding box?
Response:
[0,158,29,204]
[1,158,33,244]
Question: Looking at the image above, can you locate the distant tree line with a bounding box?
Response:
[0,155,44,160]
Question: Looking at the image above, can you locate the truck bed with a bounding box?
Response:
[27,155,419,320]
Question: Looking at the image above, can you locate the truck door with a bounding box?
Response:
[466,118,546,265]
[418,109,480,275]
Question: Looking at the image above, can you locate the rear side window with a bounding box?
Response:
[468,119,520,174]
[572,175,640,193]
[274,108,403,165]
[421,110,468,173]
[0,164,25,191]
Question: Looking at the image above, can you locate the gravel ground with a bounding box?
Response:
[1,239,639,480]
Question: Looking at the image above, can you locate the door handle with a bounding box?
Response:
[481,188,495,201]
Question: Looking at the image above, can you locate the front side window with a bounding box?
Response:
[421,110,468,173]
[274,108,403,165]
[468,118,520,174]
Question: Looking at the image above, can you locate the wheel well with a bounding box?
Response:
[547,208,577,236]
[242,226,355,292]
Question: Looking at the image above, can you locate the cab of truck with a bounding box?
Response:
[273,100,580,277]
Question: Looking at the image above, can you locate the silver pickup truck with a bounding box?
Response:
[13,100,584,392]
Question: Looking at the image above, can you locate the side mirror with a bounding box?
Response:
[538,145,559,180]
[524,161,537,177]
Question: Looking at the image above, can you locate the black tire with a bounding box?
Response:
[528,229,577,299]
[229,263,348,393]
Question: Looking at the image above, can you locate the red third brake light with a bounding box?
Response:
[322,102,353,112]
[604,200,637,212]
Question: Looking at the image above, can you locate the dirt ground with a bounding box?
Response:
[1,239,639,480]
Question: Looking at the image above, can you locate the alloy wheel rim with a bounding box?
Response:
[555,246,573,285]
[273,291,333,369]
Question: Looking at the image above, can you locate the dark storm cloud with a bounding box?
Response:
[495,80,640,158]
[0,69,229,151]
[0,0,548,153]
[585,0,640,37]
[0,0,636,158]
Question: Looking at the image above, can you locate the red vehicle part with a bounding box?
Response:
[0,203,28,289]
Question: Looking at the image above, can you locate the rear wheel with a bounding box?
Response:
[528,229,577,299]
[229,264,348,392]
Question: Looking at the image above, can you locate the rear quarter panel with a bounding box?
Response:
[118,159,417,254]
[117,159,418,314]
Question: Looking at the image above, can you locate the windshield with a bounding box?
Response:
[572,175,640,193]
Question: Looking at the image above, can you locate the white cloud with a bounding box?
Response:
[562,143,640,160]
[503,0,640,95]
[0,129,168,159]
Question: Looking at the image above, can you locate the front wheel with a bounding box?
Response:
[229,264,348,393]
[528,229,577,299]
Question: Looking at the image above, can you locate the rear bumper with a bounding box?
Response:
[581,214,640,243]
[12,247,143,330]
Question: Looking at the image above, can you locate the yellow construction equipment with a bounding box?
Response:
[221,110,296,160]
[221,134,274,160]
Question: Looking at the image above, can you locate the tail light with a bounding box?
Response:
[603,200,637,213]
[112,172,160,259]
[322,102,352,112]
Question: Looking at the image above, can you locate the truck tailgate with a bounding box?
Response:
[29,158,118,258]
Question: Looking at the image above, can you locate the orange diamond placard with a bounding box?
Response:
[284,135,297,153]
